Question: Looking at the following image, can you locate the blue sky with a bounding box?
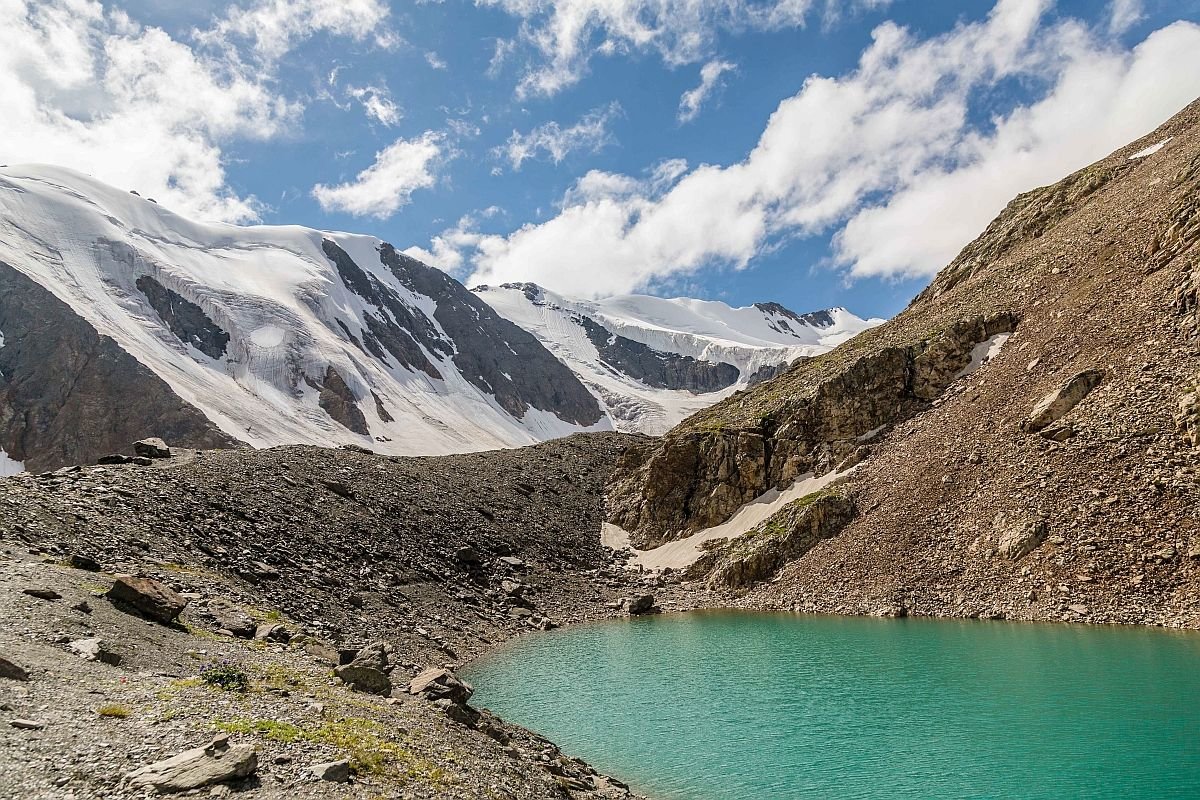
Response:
[5,1,1200,319]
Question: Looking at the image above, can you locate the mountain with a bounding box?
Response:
[0,164,606,473]
[606,98,1200,627]
[473,282,879,434]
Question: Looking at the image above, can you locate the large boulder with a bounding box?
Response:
[106,576,187,624]
[408,667,473,705]
[621,595,656,615]
[125,735,256,793]
[333,642,395,696]
[1023,369,1104,432]
[133,437,172,458]
[995,516,1049,560]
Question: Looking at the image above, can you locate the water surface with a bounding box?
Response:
[465,611,1200,799]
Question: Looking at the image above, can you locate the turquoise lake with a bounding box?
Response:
[464,611,1200,799]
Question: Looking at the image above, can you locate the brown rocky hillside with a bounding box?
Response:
[608,97,1200,628]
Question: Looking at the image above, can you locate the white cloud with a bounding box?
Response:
[0,0,402,223]
[1108,0,1144,35]
[498,102,622,171]
[347,85,402,126]
[443,1,1200,297]
[480,0,891,97]
[198,0,397,62]
[311,132,445,217]
[678,59,737,122]
[425,51,448,70]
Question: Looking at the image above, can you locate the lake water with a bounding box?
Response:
[464,611,1200,799]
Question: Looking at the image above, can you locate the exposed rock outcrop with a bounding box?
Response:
[135,275,230,359]
[0,261,236,472]
[608,313,1018,547]
[576,315,740,393]
[315,366,370,436]
[1022,370,1104,432]
[701,491,856,589]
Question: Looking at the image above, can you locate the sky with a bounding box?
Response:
[3,1,1200,320]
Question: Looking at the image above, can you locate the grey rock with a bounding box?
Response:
[131,456,154,466]
[408,667,473,705]
[136,275,229,360]
[125,735,257,793]
[309,760,350,782]
[1024,369,1105,432]
[254,623,290,643]
[22,588,61,601]
[97,454,132,465]
[211,604,256,638]
[10,719,44,730]
[432,697,480,726]
[67,553,102,571]
[69,637,121,666]
[106,575,187,623]
[0,656,29,681]
[333,664,391,696]
[622,595,656,615]
[133,437,172,459]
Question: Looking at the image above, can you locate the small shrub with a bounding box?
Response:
[200,661,251,692]
[98,704,130,718]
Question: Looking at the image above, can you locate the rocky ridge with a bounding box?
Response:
[608,98,1200,627]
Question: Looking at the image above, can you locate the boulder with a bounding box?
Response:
[69,637,121,666]
[995,516,1048,560]
[408,667,473,705]
[622,595,656,615]
[1024,369,1104,432]
[106,576,187,624]
[333,664,391,696]
[253,623,291,643]
[67,553,102,572]
[97,454,132,465]
[455,546,481,564]
[210,604,256,639]
[433,698,480,726]
[0,656,29,681]
[309,760,350,782]
[133,437,172,458]
[22,588,61,601]
[125,735,257,793]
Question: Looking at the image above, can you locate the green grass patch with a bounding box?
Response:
[97,704,130,718]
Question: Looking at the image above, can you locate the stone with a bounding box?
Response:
[72,600,92,614]
[622,595,656,615]
[497,556,525,569]
[107,575,187,623]
[333,664,391,696]
[1024,369,1105,432]
[455,546,481,564]
[125,735,257,793]
[0,656,29,681]
[131,456,154,466]
[995,517,1048,560]
[408,667,473,705]
[22,588,61,601]
[253,623,290,643]
[10,719,44,730]
[1068,604,1089,615]
[309,760,350,782]
[433,698,480,726]
[500,579,525,598]
[67,553,102,572]
[69,637,121,666]
[210,605,256,639]
[97,454,132,465]
[133,437,172,458]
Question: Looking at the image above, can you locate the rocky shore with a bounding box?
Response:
[0,434,702,799]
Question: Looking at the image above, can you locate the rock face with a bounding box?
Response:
[408,667,473,705]
[0,261,236,473]
[315,366,370,436]
[1023,370,1105,432]
[608,313,1018,547]
[106,576,187,624]
[124,735,257,793]
[135,275,230,359]
[701,491,857,589]
[576,315,741,393]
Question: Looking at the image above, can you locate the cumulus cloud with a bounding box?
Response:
[0,0,399,222]
[498,102,622,171]
[678,59,737,122]
[311,132,445,217]
[481,0,890,97]
[442,1,1200,297]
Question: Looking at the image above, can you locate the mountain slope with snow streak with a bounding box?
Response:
[0,164,605,469]
[473,283,881,434]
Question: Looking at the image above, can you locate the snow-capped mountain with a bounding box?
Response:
[473,283,881,434]
[0,165,605,471]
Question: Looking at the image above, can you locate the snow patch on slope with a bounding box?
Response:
[955,332,1011,379]
[1129,137,1172,159]
[602,468,853,570]
[0,449,24,477]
